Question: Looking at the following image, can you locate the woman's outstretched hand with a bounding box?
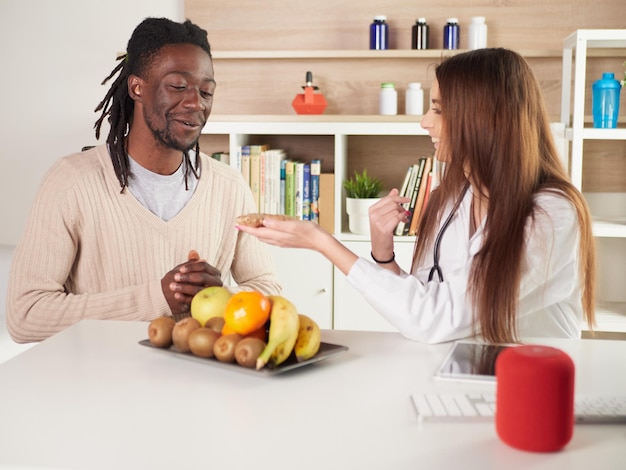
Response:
[236,217,328,251]
[236,216,360,275]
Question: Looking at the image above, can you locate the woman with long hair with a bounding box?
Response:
[237,48,596,344]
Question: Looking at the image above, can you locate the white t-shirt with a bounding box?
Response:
[347,186,583,343]
[127,154,199,221]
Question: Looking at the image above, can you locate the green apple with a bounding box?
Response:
[191,286,232,327]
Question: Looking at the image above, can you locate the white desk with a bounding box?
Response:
[0,320,624,470]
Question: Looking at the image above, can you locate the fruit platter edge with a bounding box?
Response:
[138,339,349,377]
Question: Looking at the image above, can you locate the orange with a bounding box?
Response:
[221,322,236,335]
[223,291,271,336]
[246,326,268,341]
[222,322,267,341]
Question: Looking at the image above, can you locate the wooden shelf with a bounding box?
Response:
[207,114,424,122]
[203,115,428,136]
[211,48,625,60]
[592,218,626,238]
[566,127,626,140]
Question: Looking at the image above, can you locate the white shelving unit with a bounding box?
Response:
[561,29,626,333]
[203,115,427,239]
[202,115,426,331]
[203,105,625,333]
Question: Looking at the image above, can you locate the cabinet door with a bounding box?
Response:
[268,246,333,329]
[333,241,415,332]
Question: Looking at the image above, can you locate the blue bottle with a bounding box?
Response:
[592,72,621,128]
[370,15,389,50]
[443,18,459,50]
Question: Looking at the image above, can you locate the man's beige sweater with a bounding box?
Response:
[7,145,281,342]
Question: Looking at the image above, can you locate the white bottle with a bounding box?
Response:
[379,82,397,115]
[405,82,424,115]
[468,16,487,50]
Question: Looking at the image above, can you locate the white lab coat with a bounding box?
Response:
[347,187,583,343]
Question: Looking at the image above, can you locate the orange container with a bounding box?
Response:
[292,71,327,115]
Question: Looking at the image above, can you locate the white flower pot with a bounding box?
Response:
[346,197,381,235]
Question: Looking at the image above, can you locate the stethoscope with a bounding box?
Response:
[427,183,470,282]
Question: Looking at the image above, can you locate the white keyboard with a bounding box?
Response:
[410,392,626,424]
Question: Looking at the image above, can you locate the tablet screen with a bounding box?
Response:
[434,341,512,383]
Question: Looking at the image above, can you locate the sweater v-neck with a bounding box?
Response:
[96,146,208,229]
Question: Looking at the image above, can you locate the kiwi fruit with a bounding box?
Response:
[172,317,201,353]
[205,316,225,334]
[148,316,176,348]
[188,328,220,358]
[213,333,243,363]
[234,337,266,368]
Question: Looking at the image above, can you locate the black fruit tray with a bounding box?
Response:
[138,339,348,376]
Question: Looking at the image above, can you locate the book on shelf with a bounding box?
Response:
[263,149,286,215]
[285,160,296,217]
[210,151,230,165]
[228,144,324,222]
[394,163,419,236]
[249,145,263,211]
[310,159,321,224]
[302,162,311,220]
[420,168,433,219]
[408,156,433,236]
[319,173,335,233]
[294,161,305,219]
[240,146,251,186]
[280,159,287,215]
[393,165,412,236]
[404,158,427,236]
[259,149,266,213]
[230,146,241,172]
[397,165,413,201]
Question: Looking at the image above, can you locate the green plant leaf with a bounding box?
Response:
[343,169,383,198]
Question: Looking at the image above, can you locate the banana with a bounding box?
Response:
[256,295,300,370]
[294,314,321,362]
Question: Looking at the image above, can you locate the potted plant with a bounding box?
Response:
[343,169,383,235]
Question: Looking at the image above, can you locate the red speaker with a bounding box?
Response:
[495,345,575,452]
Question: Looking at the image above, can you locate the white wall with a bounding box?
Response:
[0,0,184,245]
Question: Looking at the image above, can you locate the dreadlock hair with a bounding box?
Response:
[94,17,212,192]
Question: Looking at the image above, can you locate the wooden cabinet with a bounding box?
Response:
[332,241,414,332]
[561,29,626,333]
[268,245,333,329]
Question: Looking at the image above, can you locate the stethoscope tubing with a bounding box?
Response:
[428,183,470,282]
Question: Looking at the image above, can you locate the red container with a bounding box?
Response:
[292,71,327,115]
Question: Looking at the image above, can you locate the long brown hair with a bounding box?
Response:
[412,48,595,343]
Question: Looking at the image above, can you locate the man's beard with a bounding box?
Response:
[146,113,201,152]
[152,127,197,151]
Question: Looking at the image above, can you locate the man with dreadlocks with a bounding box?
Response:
[6,18,281,342]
